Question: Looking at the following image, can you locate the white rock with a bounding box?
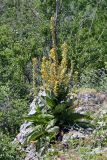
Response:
[14,90,46,160]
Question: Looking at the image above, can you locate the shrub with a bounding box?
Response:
[0,99,28,136]
[79,68,107,91]
[0,132,24,160]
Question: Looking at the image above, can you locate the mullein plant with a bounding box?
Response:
[25,17,89,154]
[41,42,70,97]
[41,16,71,99]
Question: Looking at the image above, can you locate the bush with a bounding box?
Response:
[79,68,107,91]
[0,99,28,136]
[0,132,24,160]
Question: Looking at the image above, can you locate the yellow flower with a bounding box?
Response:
[54,80,59,95]
[41,57,47,79]
[61,42,68,56]
[49,48,57,61]
[40,41,71,96]
[32,57,37,65]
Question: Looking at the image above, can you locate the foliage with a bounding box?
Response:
[44,101,107,160]
[79,68,107,90]
[25,17,87,151]
[0,98,28,136]
[0,0,107,102]
[0,132,24,160]
[25,107,59,143]
[60,0,107,73]
[0,0,107,159]
[25,93,87,153]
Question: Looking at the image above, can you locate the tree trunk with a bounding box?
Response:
[55,0,60,47]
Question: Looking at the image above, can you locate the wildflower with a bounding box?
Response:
[32,57,37,65]
[41,41,71,96]
[49,48,57,61]
[41,57,47,80]
[54,80,59,96]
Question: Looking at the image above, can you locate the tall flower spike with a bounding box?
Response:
[59,42,69,83]
[50,16,56,48]
[41,57,47,80]
[40,18,71,96]
[61,42,68,56]
[50,48,56,61]
[54,80,59,96]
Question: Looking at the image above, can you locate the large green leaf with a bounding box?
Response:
[27,130,47,142]
[46,119,56,130]
[25,112,54,124]
[47,126,59,133]
[54,103,66,115]
[46,96,56,108]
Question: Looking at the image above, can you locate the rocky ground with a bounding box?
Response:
[44,90,107,160]
[14,89,107,160]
